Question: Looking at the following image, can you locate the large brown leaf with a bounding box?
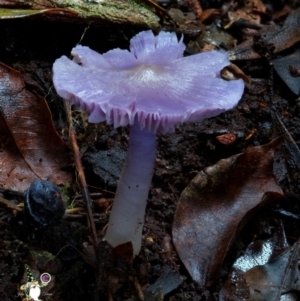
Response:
[172,138,284,286]
[0,63,71,192]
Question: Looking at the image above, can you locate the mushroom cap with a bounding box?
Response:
[53,30,244,133]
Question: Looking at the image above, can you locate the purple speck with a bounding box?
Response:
[40,273,51,283]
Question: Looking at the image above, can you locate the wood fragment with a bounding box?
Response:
[0,196,22,212]
[64,102,98,252]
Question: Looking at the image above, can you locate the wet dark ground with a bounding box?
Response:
[0,5,300,301]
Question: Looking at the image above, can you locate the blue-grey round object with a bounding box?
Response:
[24,180,65,227]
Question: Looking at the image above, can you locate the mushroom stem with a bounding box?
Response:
[104,119,157,255]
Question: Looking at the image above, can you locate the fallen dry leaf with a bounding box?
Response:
[172,138,284,286]
[272,49,300,95]
[199,8,221,23]
[197,22,236,50]
[0,63,71,192]
[228,0,266,25]
[243,241,300,301]
[220,226,290,301]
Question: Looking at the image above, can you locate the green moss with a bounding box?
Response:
[59,182,72,206]
[56,0,160,30]
[31,250,56,261]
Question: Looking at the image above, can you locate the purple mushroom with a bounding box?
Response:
[53,30,244,255]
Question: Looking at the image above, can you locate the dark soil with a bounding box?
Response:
[0,2,300,301]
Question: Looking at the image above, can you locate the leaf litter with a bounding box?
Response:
[272,50,300,95]
[0,63,71,192]
[229,7,300,60]
[0,1,300,300]
[172,137,284,286]
[220,227,300,301]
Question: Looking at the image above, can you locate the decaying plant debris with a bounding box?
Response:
[0,1,300,301]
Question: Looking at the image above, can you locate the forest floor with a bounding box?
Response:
[0,0,300,300]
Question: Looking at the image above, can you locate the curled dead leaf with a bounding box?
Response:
[0,63,71,192]
[172,138,284,286]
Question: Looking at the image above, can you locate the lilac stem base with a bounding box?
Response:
[104,120,156,255]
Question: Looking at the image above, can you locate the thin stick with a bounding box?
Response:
[133,276,144,301]
[0,196,22,212]
[64,102,98,252]
[77,24,90,45]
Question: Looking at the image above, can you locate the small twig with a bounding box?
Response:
[64,102,98,252]
[77,24,90,45]
[0,197,22,212]
[133,276,144,301]
[66,207,86,214]
[140,0,177,26]
[64,214,87,220]
[72,192,103,200]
